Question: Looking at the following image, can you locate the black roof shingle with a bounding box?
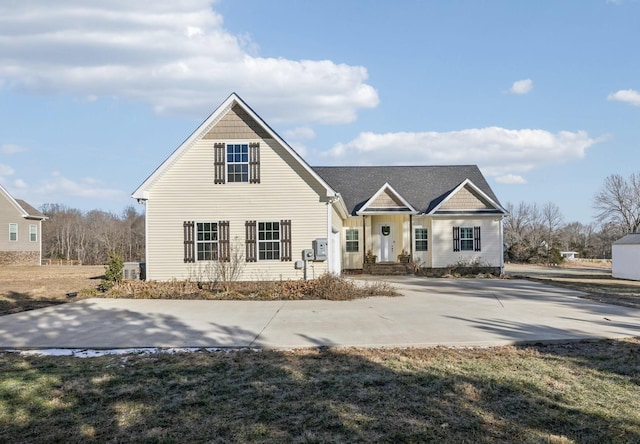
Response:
[312,165,502,215]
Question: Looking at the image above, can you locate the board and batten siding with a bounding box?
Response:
[430,217,502,268]
[145,135,330,281]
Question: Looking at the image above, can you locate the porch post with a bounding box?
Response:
[362,215,366,269]
[409,214,413,262]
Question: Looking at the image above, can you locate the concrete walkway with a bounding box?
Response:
[1,278,639,350]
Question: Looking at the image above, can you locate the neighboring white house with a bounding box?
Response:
[560,251,579,261]
[132,93,508,281]
[612,233,640,281]
[0,183,46,265]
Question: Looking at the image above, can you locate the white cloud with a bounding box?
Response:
[35,172,126,200]
[0,1,378,124]
[607,89,640,106]
[325,127,602,182]
[495,174,527,184]
[508,79,533,95]
[0,163,15,177]
[13,179,28,189]
[1,144,28,154]
[284,127,316,140]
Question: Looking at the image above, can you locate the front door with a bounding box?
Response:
[379,223,393,262]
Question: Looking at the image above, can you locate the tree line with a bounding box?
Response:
[504,171,640,263]
[40,204,145,265]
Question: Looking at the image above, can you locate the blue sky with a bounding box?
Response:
[1,0,639,223]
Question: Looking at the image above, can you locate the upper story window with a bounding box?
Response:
[415,228,428,251]
[345,228,359,253]
[9,223,17,241]
[227,144,249,183]
[214,142,260,184]
[29,224,37,242]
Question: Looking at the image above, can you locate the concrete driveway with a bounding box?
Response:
[1,277,639,350]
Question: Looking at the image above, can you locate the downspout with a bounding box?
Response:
[327,200,332,274]
[499,216,504,275]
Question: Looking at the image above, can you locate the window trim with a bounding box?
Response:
[258,221,281,261]
[460,227,474,251]
[345,228,359,253]
[415,227,428,252]
[9,223,17,242]
[29,224,37,242]
[226,143,250,183]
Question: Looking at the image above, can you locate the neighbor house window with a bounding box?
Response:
[453,226,481,252]
[9,223,17,241]
[197,222,219,261]
[29,224,37,242]
[258,221,280,260]
[415,228,428,251]
[227,143,249,183]
[345,229,359,253]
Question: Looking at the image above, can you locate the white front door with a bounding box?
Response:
[379,223,393,262]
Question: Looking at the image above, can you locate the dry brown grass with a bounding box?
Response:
[1,339,639,443]
[0,265,104,315]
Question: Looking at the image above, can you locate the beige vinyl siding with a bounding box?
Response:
[0,194,39,254]
[145,136,329,281]
[439,185,493,210]
[431,217,502,268]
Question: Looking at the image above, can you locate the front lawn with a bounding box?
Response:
[2,339,639,443]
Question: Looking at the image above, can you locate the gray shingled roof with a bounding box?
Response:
[613,233,640,245]
[312,165,502,216]
[15,199,46,219]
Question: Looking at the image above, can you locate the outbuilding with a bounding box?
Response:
[612,233,640,281]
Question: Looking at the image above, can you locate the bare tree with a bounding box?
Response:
[593,172,640,234]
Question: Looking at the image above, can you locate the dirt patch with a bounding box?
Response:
[0,265,104,315]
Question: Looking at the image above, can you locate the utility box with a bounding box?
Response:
[302,249,315,261]
[313,238,328,261]
[123,261,146,280]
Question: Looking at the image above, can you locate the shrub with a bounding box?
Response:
[100,251,124,291]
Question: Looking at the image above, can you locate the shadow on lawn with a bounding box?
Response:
[1,338,640,442]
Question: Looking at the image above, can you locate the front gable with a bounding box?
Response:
[356,183,417,215]
[430,179,506,215]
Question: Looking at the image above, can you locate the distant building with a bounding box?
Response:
[612,233,640,281]
[560,251,579,261]
[0,184,47,265]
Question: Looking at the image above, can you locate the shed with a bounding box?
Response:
[612,233,640,281]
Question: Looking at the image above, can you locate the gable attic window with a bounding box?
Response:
[214,142,260,184]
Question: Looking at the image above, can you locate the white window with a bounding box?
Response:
[258,222,281,260]
[415,228,428,251]
[9,223,17,241]
[345,229,359,253]
[29,224,37,242]
[196,222,218,261]
[460,227,474,251]
[227,143,249,183]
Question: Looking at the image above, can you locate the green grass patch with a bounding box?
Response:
[2,339,640,443]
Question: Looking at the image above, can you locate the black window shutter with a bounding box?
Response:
[214,143,225,184]
[219,221,230,262]
[245,220,257,262]
[453,226,460,252]
[281,219,291,261]
[474,226,481,252]
[183,221,195,262]
[249,142,260,184]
